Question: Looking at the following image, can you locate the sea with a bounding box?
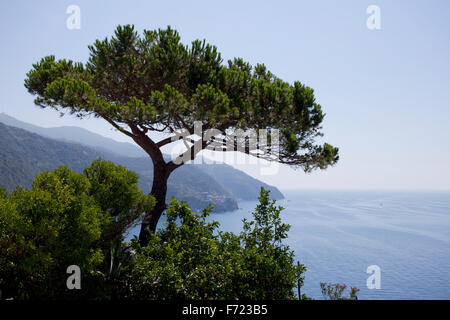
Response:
[127,190,450,300]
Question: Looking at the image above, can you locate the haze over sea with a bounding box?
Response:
[129,190,450,300]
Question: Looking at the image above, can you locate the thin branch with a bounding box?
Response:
[102,116,135,138]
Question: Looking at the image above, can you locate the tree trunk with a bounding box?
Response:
[138,160,169,246]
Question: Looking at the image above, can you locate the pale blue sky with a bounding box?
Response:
[1,0,449,190]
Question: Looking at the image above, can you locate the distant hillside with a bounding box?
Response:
[0,122,237,212]
[0,112,146,157]
[108,156,238,212]
[198,163,284,200]
[0,114,284,208]
[0,122,99,188]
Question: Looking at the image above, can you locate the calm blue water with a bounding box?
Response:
[127,190,450,300]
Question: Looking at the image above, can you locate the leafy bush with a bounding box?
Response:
[1,161,306,300]
[320,282,359,300]
[127,188,306,300]
[0,160,153,299]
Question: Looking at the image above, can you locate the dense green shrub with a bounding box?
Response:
[0,160,153,299]
[127,188,306,300]
[1,161,306,300]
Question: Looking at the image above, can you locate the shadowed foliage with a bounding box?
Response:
[0,160,154,299]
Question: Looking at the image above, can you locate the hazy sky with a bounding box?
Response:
[1,0,449,190]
